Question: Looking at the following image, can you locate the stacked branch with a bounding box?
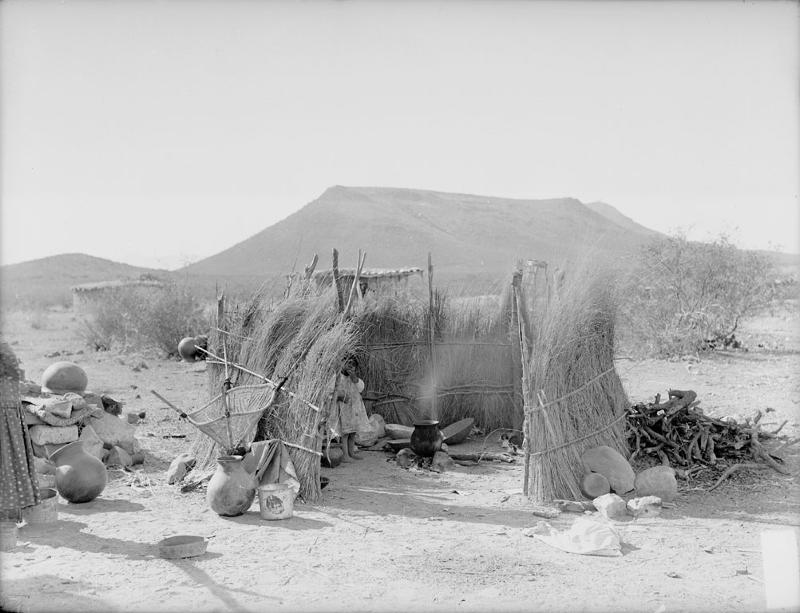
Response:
[626,389,793,486]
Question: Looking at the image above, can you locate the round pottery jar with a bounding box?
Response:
[206,455,257,517]
[410,420,444,457]
[49,441,107,503]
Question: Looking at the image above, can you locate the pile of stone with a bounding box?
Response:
[21,361,144,484]
[551,445,678,521]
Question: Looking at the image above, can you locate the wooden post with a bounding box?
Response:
[513,275,535,497]
[509,269,524,435]
[427,252,437,420]
[332,249,344,313]
[216,293,225,333]
[304,253,319,281]
[344,250,366,317]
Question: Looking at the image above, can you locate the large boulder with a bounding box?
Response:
[581,472,611,498]
[634,465,678,502]
[41,362,88,394]
[581,446,635,494]
[86,411,137,455]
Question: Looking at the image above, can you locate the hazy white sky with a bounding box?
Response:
[1,0,798,270]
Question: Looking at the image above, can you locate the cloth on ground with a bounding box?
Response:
[524,517,622,557]
[244,440,301,498]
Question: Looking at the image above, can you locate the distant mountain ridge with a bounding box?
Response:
[181,186,663,277]
[1,253,167,307]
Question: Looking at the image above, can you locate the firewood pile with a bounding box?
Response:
[626,389,795,489]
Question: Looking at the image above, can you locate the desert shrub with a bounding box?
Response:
[80,284,210,355]
[619,233,774,357]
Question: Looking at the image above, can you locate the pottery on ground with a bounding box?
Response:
[410,420,444,457]
[41,362,88,394]
[49,440,107,503]
[206,455,257,517]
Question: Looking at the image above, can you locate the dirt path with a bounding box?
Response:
[1,307,798,613]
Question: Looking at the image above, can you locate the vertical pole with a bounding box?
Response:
[332,249,344,312]
[427,252,437,421]
[508,269,524,434]
[514,274,535,497]
[216,293,225,331]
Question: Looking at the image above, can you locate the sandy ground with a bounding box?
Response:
[1,306,799,613]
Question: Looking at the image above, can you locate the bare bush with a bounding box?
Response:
[80,284,210,355]
[619,233,774,357]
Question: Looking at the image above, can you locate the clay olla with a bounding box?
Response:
[41,362,88,394]
[49,441,107,503]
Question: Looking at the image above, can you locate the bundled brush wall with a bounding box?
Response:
[193,258,629,503]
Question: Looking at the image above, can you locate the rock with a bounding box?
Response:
[131,451,145,466]
[385,424,414,440]
[554,499,596,513]
[627,496,663,518]
[635,466,678,502]
[23,411,46,426]
[86,411,136,455]
[78,425,105,461]
[166,453,196,484]
[368,413,386,439]
[41,398,73,419]
[581,472,611,498]
[33,456,55,475]
[28,425,79,446]
[80,391,104,409]
[355,423,379,447]
[431,451,454,473]
[63,393,88,412]
[19,380,41,396]
[100,395,123,416]
[581,446,635,494]
[395,448,417,469]
[592,493,628,520]
[106,446,133,468]
[41,361,88,394]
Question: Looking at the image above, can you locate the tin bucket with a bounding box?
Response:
[0,522,17,551]
[257,483,294,520]
[23,488,59,525]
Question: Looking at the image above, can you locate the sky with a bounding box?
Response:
[1,0,798,270]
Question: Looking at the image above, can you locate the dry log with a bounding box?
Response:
[449,452,515,463]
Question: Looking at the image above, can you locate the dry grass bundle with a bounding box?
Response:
[192,286,359,502]
[523,267,629,502]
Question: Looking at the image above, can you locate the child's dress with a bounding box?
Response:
[328,374,371,439]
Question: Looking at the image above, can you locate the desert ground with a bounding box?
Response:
[1,303,799,613]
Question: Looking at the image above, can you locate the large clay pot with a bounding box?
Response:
[41,361,88,394]
[410,420,444,457]
[49,441,107,503]
[206,455,257,517]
